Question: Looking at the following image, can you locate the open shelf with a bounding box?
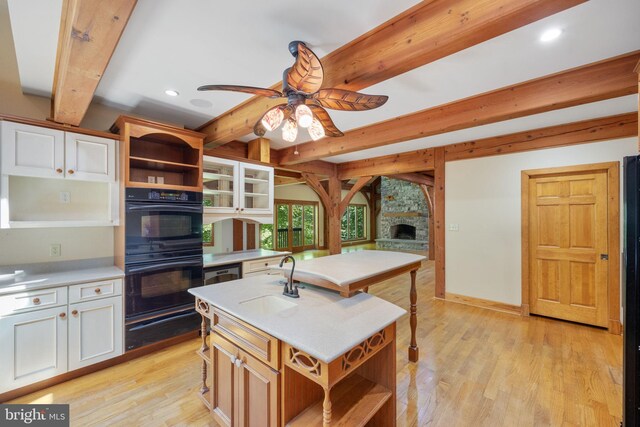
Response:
[244,192,269,197]
[244,177,269,184]
[204,189,234,195]
[287,373,392,427]
[203,172,234,182]
[130,156,199,172]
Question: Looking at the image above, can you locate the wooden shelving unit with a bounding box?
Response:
[111,115,205,191]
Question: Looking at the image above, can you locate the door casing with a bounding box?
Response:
[521,161,620,334]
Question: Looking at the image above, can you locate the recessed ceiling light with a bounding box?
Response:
[540,28,562,42]
[164,89,179,96]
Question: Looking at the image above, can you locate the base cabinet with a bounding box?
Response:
[0,306,68,394]
[68,296,123,371]
[211,334,279,427]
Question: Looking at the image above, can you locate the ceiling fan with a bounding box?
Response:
[198,41,389,142]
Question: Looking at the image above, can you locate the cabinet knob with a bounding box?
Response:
[72,310,78,316]
[59,312,66,319]
[56,168,63,174]
[67,169,75,175]
[240,208,244,211]
[230,355,237,364]
[33,298,41,305]
[234,358,243,368]
[94,288,101,294]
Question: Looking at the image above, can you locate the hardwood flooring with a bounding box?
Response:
[9,249,622,426]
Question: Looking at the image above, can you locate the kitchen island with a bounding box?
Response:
[190,275,405,426]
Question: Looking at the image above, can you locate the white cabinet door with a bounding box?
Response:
[1,121,65,178]
[203,156,240,214]
[0,306,68,393]
[68,296,122,371]
[239,163,273,215]
[65,132,116,182]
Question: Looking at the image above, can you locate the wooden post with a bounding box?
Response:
[419,184,436,261]
[434,147,446,298]
[408,269,419,362]
[248,137,270,162]
[327,177,342,255]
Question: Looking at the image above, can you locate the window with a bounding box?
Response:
[203,223,214,246]
[260,224,274,250]
[341,204,366,241]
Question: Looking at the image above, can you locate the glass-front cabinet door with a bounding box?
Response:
[202,156,238,214]
[239,163,273,214]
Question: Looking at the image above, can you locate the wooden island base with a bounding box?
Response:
[195,299,397,426]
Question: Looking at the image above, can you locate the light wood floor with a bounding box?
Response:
[10,251,622,426]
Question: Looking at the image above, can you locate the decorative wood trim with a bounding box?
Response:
[434,147,446,299]
[197,0,585,146]
[521,161,621,334]
[387,173,434,187]
[52,0,137,126]
[0,114,116,139]
[339,176,372,217]
[280,51,640,165]
[444,113,638,161]
[302,173,332,210]
[444,292,522,316]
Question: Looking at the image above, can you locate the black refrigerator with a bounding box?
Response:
[625,154,640,426]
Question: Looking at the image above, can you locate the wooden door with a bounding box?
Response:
[1,121,65,179]
[528,170,609,327]
[0,306,68,393]
[65,132,116,182]
[212,335,238,427]
[68,296,123,371]
[236,348,279,427]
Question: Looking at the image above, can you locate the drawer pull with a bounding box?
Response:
[33,298,41,305]
[72,310,78,316]
[94,288,101,294]
[264,262,268,266]
[59,312,66,319]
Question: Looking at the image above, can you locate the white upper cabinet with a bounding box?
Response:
[203,155,274,224]
[65,132,116,182]
[1,121,65,178]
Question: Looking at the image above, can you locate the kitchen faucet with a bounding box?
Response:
[279,256,299,298]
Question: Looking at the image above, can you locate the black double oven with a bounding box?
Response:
[124,188,203,350]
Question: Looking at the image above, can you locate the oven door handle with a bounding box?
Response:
[126,203,203,213]
[128,311,196,332]
[127,259,203,274]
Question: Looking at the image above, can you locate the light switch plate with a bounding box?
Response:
[449,224,460,231]
[50,244,61,257]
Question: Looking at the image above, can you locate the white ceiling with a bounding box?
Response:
[6,0,640,163]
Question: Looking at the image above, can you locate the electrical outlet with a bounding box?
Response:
[50,244,61,257]
[59,191,71,204]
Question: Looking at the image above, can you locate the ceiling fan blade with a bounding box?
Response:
[308,104,343,137]
[312,88,388,111]
[197,85,283,99]
[286,42,324,95]
[253,104,293,136]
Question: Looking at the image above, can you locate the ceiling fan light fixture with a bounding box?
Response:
[282,118,298,142]
[261,107,284,132]
[295,104,313,128]
[308,118,325,141]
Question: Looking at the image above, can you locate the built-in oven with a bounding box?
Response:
[124,188,204,351]
[204,263,242,286]
[125,188,203,260]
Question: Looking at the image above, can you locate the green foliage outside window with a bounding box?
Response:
[341,205,366,241]
[203,223,213,246]
[260,224,274,250]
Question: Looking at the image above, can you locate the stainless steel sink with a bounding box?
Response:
[238,295,298,315]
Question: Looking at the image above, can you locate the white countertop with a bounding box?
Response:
[0,266,124,295]
[203,249,291,268]
[271,250,425,287]
[189,275,405,363]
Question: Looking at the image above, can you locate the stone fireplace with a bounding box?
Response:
[376,177,428,251]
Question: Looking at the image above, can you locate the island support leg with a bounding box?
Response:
[200,315,209,395]
[323,387,332,426]
[408,269,419,362]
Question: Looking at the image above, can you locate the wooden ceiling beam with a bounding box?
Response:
[281,51,640,165]
[388,173,434,187]
[197,0,585,146]
[339,176,373,217]
[52,0,137,126]
[338,113,638,178]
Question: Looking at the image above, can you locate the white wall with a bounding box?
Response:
[446,137,637,307]
[0,227,114,265]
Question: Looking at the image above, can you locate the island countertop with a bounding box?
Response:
[203,249,291,268]
[189,275,406,364]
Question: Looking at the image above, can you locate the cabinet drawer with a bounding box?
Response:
[212,308,280,370]
[0,286,67,316]
[243,270,282,278]
[68,278,122,303]
[242,257,283,274]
